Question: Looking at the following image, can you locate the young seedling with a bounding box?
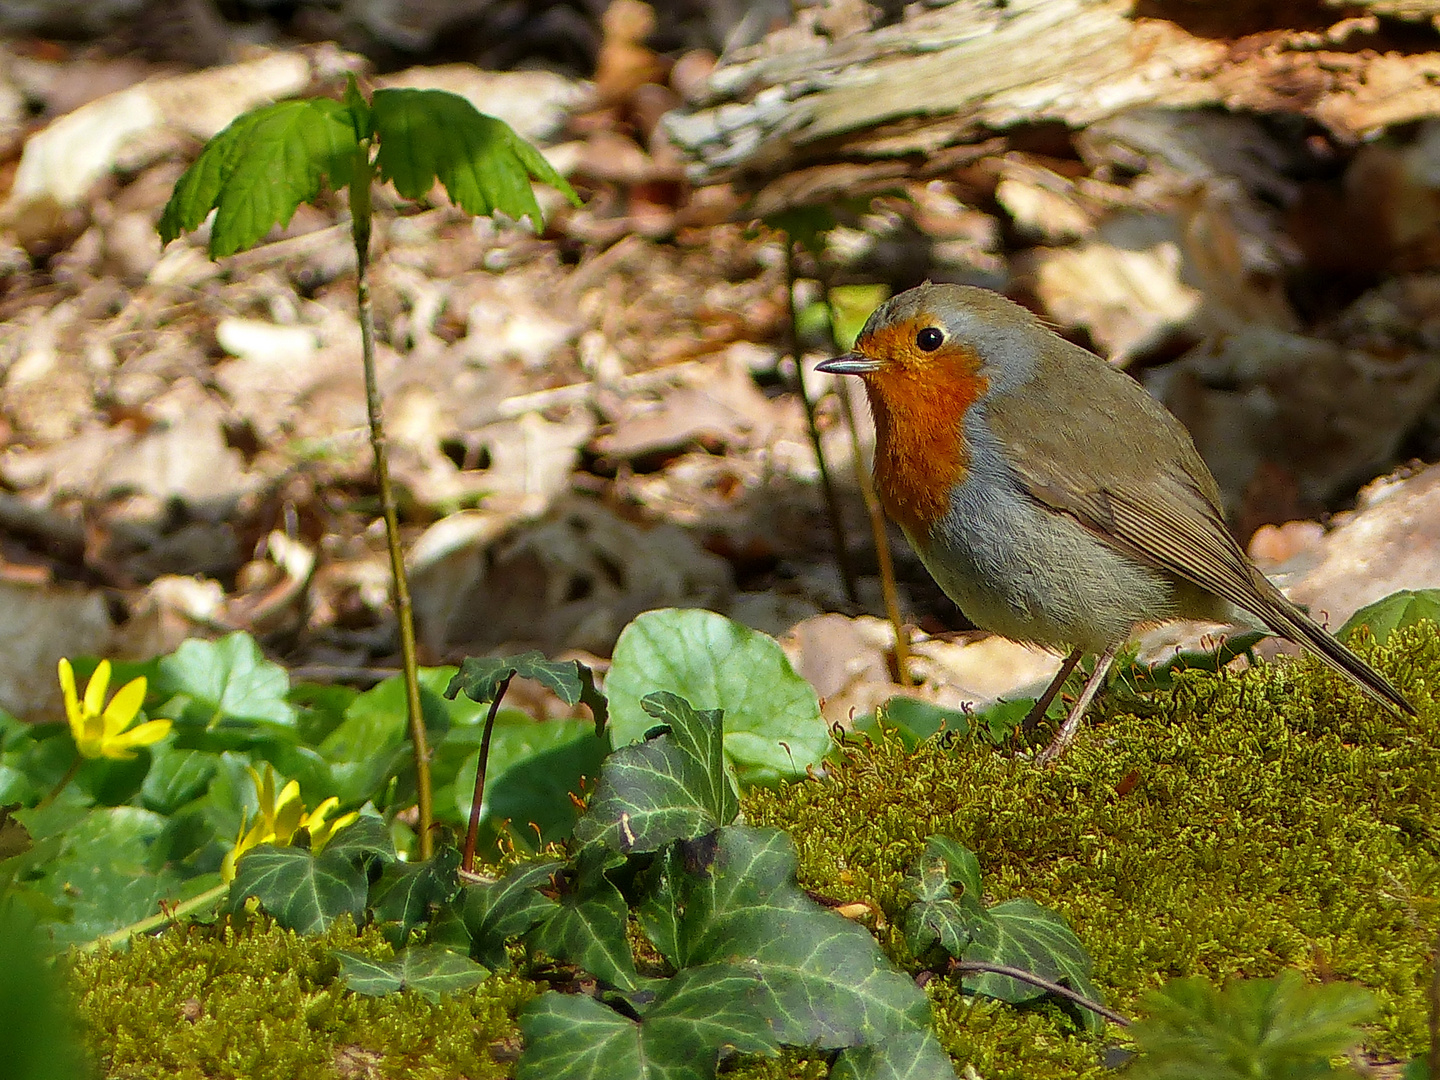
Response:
[158,76,581,858]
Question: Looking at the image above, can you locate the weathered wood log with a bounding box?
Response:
[664,0,1440,185]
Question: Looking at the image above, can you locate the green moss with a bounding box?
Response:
[67,917,538,1080]
[743,623,1440,1078]
[61,626,1440,1079]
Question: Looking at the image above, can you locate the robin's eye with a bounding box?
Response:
[916,327,944,352]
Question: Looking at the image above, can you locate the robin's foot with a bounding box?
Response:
[1020,646,1085,734]
[1035,643,1120,766]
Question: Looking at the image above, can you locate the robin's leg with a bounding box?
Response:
[1020,647,1085,734]
[1035,642,1120,766]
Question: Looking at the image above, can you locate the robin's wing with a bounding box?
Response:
[980,349,1275,620]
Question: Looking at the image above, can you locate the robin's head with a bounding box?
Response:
[816,282,1045,398]
[816,283,1045,536]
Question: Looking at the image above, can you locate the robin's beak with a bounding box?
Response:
[816,352,883,375]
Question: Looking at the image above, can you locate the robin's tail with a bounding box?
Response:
[1260,592,1416,716]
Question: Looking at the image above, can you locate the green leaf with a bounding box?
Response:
[1405,1059,1432,1080]
[159,97,359,256]
[899,836,986,962]
[320,668,457,806]
[13,805,186,949]
[371,89,580,229]
[606,609,829,784]
[336,944,489,1002]
[574,692,739,854]
[452,859,561,969]
[866,698,970,750]
[675,825,932,1049]
[517,964,779,1080]
[960,897,1104,1031]
[526,844,637,990]
[0,905,86,1080]
[831,1029,958,1080]
[1127,970,1376,1080]
[141,746,219,815]
[446,652,607,733]
[829,284,891,351]
[226,843,368,934]
[156,632,297,734]
[1338,589,1440,646]
[320,813,396,870]
[451,712,607,850]
[369,844,461,940]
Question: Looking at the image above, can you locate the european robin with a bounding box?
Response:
[817,283,1414,760]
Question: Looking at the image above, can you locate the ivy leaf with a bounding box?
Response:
[517,964,779,1080]
[1338,589,1440,647]
[371,89,580,229]
[445,651,607,736]
[899,836,987,962]
[605,609,829,783]
[1127,970,1376,1080]
[156,633,297,735]
[336,944,489,1002]
[227,844,368,934]
[959,897,1104,1031]
[159,98,358,257]
[674,825,932,1050]
[321,813,396,872]
[450,859,561,969]
[526,844,637,990]
[369,844,461,941]
[831,1029,958,1080]
[573,692,738,854]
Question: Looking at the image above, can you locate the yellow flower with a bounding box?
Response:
[221,764,360,882]
[58,658,170,760]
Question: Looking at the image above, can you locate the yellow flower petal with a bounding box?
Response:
[83,660,111,720]
[58,658,81,729]
[101,718,172,758]
[101,676,147,739]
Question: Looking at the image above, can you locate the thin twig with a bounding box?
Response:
[948,959,1131,1027]
[350,142,433,860]
[835,382,912,685]
[464,673,514,875]
[784,237,857,603]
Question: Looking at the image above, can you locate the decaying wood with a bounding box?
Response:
[665,0,1440,185]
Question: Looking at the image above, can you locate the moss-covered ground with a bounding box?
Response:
[66,625,1440,1079]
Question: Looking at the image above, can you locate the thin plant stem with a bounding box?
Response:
[349,141,433,860]
[948,959,1131,1027]
[37,755,82,810]
[784,237,857,603]
[836,383,912,686]
[79,881,230,954]
[464,673,514,874]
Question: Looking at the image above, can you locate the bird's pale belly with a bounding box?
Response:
[907,435,1179,653]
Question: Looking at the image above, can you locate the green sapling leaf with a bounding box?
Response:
[371,88,580,228]
[159,98,359,257]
